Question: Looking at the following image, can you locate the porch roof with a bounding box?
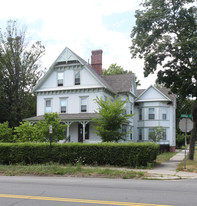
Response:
[23,113,98,122]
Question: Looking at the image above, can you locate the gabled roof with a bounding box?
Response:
[103,73,137,96]
[136,85,176,103]
[33,47,116,94]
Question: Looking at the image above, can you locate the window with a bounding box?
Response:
[130,103,133,114]
[148,108,155,120]
[161,108,167,120]
[45,99,51,113]
[57,72,64,86]
[60,99,67,113]
[75,71,80,85]
[122,125,127,134]
[139,108,142,120]
[163,128,167,140]
[130,132,132,140]
[81,97,87,112]
[162,113,167,120]
[149,128,155,140]
[139,128,143,141]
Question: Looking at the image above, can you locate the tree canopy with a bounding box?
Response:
[93,96,133,142]
[130,0,197,159]
[0,20,45,127]
[103,63,131,76]
[103,63,141,86]
[14,113,67,142]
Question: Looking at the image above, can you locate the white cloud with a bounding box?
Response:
[0,0,155,89]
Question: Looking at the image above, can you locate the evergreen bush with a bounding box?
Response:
[0,142,159,167]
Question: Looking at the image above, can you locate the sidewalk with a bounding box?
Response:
[145,150,197,180]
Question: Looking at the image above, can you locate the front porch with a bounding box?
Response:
[24,113,101,143]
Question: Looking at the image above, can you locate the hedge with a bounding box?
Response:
[0,142,159,167]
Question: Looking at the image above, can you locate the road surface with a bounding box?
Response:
[0,176,196,206]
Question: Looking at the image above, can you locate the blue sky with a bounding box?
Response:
[0,0,157,88]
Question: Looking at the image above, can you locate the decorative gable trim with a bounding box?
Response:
[33,47,116,94]
[33,47,86,92]
[135,85,172,103]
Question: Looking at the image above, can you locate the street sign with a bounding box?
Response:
[181,114,192,118]
[49,125,53,134]
[179,118,193,133]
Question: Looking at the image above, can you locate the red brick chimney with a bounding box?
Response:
[91,50,103,75]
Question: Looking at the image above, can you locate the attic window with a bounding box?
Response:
[56,61,67,66]
[57,72,64,86]
[67,60,79,64]
[75,71,80,85]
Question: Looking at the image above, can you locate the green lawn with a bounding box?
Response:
[0,163,146,179]
[0,152,180,178]
[155,152,177,164]
[177,152,197,173]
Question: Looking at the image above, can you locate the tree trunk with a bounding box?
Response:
[188,100,197,160]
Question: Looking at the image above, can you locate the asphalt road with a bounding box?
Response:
[0,176,196,206]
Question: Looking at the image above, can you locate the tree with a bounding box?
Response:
[0,20,45,127]
[103,63,141,86]
[14,113,67,142]
[176,97,195,130]
[149,126,165,143]
[0,122,13,142]
[93,96,134,142]
[130,0,197,159]
[103,63,131,76]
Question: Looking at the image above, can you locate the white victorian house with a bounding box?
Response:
[25,47,176,152]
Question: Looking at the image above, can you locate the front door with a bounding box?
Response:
[78,123,89,142]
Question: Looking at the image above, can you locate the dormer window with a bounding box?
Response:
[75,71,80,85]
[57,72,64,86]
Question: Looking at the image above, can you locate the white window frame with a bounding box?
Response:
[130,102,133,114]
[60,98,67,114]
[148,108,155,120]
[80,97,88,112]
[161,108,167,120]
[139,108,142,120]
[45,99,52,113]
[148,128,155,140]
[57,72,64,87]
[138,128,143,141]
[163,128,167,140]
[75,71,80,85]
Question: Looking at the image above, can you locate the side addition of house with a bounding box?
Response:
[133,86,176,152]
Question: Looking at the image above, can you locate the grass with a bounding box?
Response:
[0,152,180,178]
[0,163,146,179]
[155,152,177,164]
[177,152,197,173]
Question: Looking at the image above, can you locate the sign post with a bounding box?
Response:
[179,115,193,169]
[49,125,53,162]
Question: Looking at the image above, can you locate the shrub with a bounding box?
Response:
[0,122,13,142]
[14,122,36,142]
[176,133,190,148]
[14,113,67,142]
[0,142,159,167]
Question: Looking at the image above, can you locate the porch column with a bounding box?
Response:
[65,121,73,141]
[80,121,89,141]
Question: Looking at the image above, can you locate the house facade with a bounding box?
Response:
[25,47,176,151]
